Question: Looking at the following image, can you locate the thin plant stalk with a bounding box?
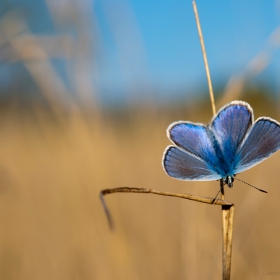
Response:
[193,2,234,279]
[192,1,216,116]
[221,183,234,280]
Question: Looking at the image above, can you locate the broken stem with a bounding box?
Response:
[100,186,233,230]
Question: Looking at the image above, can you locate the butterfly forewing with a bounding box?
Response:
[234,117,280,174]
[211,101,253,163]
[167,123,223,173]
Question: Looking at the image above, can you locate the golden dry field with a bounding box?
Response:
[0,98,279,280]
[0,2,280,279]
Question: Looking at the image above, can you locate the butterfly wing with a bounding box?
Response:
[234,117,280,174]
[163,146,221,180]
[211,101,253,174]
[163,122,221,181]
[163,100,280,182]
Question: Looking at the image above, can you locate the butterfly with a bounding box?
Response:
[162,100,280,188]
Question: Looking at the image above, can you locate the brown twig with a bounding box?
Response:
[100,187,233,230]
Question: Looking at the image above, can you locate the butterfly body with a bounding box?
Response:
[163,101,280,188]
[223,176,234,188]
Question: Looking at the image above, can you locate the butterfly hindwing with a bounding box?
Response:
[163,146,221,181]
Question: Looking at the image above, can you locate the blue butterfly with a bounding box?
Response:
[163,100,280,187]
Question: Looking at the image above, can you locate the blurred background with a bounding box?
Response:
[0,0,280,279]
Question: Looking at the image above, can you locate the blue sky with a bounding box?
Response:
[94,0,280,104]
[1,0,280,105]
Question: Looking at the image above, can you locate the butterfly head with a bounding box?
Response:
[223,176,234,188]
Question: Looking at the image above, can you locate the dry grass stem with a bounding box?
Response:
[192,1,216,115]
[193,3,234,278]
[100,187,233,230]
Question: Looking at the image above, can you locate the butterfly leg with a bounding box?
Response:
[211,179,225,204]
[211,189,221,204]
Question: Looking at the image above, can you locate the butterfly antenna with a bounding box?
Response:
[235,178,268,193]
